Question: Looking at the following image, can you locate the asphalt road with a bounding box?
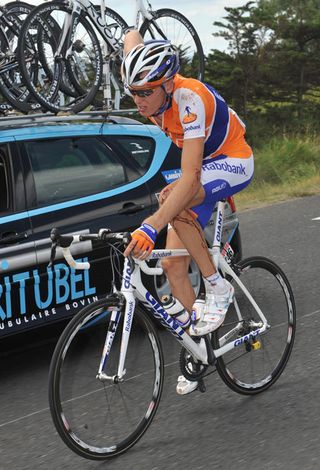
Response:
[1,195,320,470]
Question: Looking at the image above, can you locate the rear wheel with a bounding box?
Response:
[212,256,296,394]
[48,298,164,460]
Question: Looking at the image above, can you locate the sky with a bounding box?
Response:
[106,0,249,54]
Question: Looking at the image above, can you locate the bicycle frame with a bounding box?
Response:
[96,200,270,383]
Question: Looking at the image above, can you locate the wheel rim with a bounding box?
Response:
[215,258,295,392]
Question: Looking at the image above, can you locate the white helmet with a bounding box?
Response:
[122,40,180,89]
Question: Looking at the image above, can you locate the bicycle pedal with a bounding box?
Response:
[197,380,206,393]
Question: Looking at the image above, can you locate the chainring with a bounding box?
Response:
[179,347,209,381]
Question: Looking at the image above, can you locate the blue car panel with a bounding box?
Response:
[0,114,181,337]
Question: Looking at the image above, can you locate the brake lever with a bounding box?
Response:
[123,231,131,246]
[121,231,135,271]
[50,227,60,243]
[48,228,60,267]
[48,241,57,267]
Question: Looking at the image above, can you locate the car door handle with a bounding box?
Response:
[0,231,28,245]
[118,203,145,215]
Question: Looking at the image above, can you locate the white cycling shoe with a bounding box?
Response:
[176,375,198,395]
[190,281,234,337]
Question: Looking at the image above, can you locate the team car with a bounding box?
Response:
[0,112,241,337]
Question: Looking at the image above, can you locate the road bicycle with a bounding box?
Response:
[17,0,205,114]
[48,199,296,460]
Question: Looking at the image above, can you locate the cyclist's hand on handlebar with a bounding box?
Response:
[124,223,157,259]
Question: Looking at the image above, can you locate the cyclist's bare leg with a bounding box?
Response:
[159,182,216,279]
[171,209,216,278]
[158,182,219,314]
[161,228,195,312]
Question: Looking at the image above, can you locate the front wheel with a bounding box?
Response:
[212,256,296,395]
[48,298,164,460]
[140,8,205,81]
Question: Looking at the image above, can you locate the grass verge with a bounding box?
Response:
[234,136,320,211]
[235,175,320,211]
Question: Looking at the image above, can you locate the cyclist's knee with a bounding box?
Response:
[162,257,189,279]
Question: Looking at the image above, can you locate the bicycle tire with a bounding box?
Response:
[48,297,164,460]
[18,1,103,113]
[67,6,128,98]
[212,256,296,395]
[36,13,79,99]
[139,8,205,81]
[17,2,66,112]
[0,1,42,113]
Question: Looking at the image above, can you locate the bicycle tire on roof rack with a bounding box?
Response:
[139,8,205,82]
[17,1,104,114]
[0,1,42,114]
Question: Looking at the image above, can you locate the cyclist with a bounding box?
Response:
[122,31,254,394]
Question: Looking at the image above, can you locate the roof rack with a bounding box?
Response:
[0,109,142,129]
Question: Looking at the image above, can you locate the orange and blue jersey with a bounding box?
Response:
[150,74,254,228]
[150,74,252,160]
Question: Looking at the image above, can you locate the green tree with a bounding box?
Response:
[205,0,320,142]
[256,0,320,120]
[209,1,267,119]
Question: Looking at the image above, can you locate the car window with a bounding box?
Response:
[109,136,154,170]
[24,137,128,206]
[0,148,9,213]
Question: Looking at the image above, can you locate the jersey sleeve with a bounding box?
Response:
[175,87,206,140]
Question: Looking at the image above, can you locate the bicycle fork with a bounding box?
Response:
[96,290,136,383]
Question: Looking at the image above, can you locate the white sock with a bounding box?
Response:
[204,272,228,294]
